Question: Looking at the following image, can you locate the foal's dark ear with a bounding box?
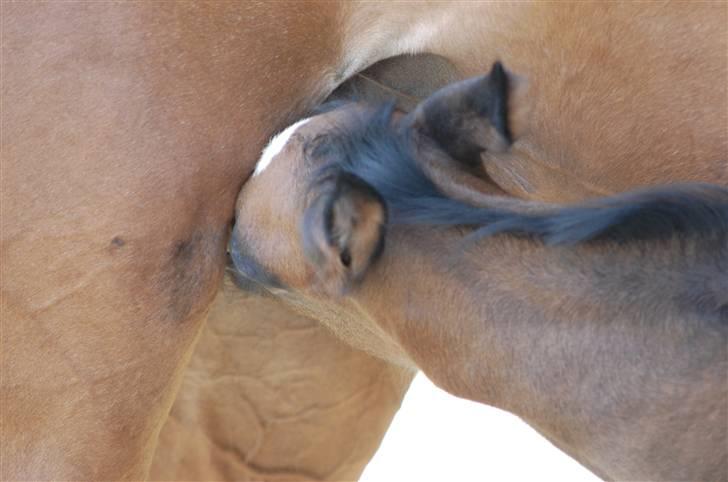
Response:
[406,61,518,165]
[301,171,387,296]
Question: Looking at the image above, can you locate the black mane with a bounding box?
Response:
[305,103,728,246]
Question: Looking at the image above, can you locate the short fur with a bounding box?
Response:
[6,2,726,479]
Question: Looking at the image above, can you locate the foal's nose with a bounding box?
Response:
[228,232,283,292]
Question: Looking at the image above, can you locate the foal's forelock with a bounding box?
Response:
[304,104,728,247]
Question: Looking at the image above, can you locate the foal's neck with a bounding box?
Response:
[358,229,727,480]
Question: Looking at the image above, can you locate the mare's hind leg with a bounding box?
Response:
[150,274,413,481]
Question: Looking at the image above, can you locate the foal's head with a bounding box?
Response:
[233,62,517,297]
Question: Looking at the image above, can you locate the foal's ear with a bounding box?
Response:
[406,61,519,165]
[301,171,387,296]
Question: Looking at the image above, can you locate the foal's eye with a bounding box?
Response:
[340,249,352,268]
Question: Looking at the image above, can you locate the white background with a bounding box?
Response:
[361,373,601,481]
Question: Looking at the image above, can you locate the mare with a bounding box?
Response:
[2,2,725,479]
[229,75,728,481]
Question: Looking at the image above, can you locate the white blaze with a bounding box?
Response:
[253,118,311,177]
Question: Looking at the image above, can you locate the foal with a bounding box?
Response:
[230,69,728,481]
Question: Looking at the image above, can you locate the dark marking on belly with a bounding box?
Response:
[173,238,195,261]
[158,225,228,323]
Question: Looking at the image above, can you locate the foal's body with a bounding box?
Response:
[2,2,726,478]
[371,228,727,481]
[231,100,728,481]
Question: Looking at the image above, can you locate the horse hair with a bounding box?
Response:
[304,103,728,246]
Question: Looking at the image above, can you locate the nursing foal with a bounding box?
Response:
[230,68,728,481]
